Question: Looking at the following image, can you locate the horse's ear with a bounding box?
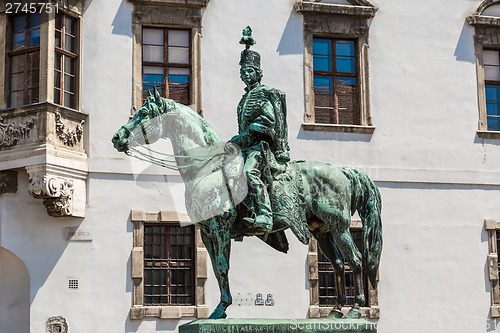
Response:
[153,86,161,101]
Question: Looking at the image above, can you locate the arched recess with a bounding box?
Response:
[475,0,500,15]
[0,247,30,333]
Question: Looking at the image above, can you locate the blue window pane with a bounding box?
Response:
[30,13,41,28]
[12,16,25,33]
[168,74,189,84]
[314,76,333,93]
[29,29,40,46]
[13,32,25,49]
[336,40,355,56]
[143,73,164,84]
[337,77,357,87]
[486,85,498,101]
[313,39,331,56]
[313,55,331,71]
[487,116,500,131]
[336,56,355,73]
[487,102,500,116]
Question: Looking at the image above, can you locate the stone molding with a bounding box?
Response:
[130,210,209,319]
[128,0,209,7]
[0,170,17,194]
[485,219,500,317]
[295,0,375,129]
[294,1,377,18]
[473,0,500,16]
[467,3,500,134]
[130,0,205,114]
[45,316,68,333]
[26,164,86,217]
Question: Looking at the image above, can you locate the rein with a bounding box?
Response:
[125,146,225,171]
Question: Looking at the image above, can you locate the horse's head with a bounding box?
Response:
[112,87,175,152]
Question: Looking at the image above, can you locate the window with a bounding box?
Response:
[294,0,377,133]
[130,210,209,320]
[308,221,379,318]
[143,223,194,306]
[468,0,500,138]
[130,0,209,113]
[313,38,359,125]
[8,13,41,107]
[54,14,79,109]
[142,28,191,105]
[484,219,500,318]
[1,8,81,110]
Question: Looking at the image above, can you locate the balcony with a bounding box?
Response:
[0,102,87,217]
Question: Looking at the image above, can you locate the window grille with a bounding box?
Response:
[143,224,195,306]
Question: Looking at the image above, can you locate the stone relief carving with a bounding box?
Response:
[46,316,68,333]
[29,174,74,217]
[0,116,35,148]
[55,112,85,146]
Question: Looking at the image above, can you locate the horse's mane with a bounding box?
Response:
[161,97,221,146]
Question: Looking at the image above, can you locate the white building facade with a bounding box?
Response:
[1,0,500,332]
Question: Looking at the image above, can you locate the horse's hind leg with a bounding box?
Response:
[314,232,346,318]
[333,230,365,319]
[200,217,232,319]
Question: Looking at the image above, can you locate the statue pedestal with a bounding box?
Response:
[179,318,377,333]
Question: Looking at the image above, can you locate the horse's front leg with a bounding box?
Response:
[201,216,233,319]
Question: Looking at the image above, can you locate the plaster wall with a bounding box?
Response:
[0,0,499,332]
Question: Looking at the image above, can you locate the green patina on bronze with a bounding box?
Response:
[180,318,377,333]
[111,27,382,321]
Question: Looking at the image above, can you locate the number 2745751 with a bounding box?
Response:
[6,3,59,14]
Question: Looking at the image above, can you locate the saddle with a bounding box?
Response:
[224,142,310,250]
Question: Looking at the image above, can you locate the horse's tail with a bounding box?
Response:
[341,168,382,289]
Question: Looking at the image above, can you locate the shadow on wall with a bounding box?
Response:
[297,127,373,143]
[0,247,30,333]
[454,21,476,64]
[277,7,304,56]
[112,0,133,37]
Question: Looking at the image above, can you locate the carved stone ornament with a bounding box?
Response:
[29,174,74,217]
[0,171,17,194]
[55,112,85,147]
[0,116,34,148]
[46,316,68,333]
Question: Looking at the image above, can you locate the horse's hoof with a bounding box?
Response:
[208,308,227,319]
[345,307,361,319]
[328,309,344,319]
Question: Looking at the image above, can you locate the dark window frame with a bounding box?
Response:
[141,27,192,105]
[54,13,79,109]
[312,36,360,125]
[7,13,41,107]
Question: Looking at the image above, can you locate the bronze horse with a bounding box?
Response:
[112,89,382,319]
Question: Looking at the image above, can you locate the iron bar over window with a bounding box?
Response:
[8,13,41,107]
[143,224,195,306]
[313,38,359,125]
[142,28,191,105]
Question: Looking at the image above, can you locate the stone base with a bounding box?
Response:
[179,318,377,333]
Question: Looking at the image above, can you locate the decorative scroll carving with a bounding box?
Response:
[55,112,85,146]
[46,316,68,333]
[0,116,34,148]
[0,171,17,194]
[29,174,74,217]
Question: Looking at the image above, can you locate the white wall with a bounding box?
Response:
[1,0,500,332]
